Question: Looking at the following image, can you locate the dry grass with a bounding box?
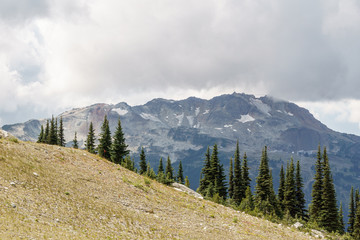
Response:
[0,139,315,239]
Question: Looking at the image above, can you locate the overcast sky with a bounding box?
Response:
[1,0,360,135]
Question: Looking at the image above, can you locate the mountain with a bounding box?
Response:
[0,136,329,239]
[3,92,360,207]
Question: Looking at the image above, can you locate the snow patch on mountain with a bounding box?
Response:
[187,116,194,126]
[176,113,184,126]
[203,109,209,114]
[140,113,161,122]
[237,114,255,123]
[112,108,128,116]
[251,98,271,116]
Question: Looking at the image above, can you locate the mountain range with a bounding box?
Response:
[3,92,360,209]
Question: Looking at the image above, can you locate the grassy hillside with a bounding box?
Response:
[0,137,320,239]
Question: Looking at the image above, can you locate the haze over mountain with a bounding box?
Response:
[3,92,360,209]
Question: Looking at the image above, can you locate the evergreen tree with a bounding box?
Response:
[240,186,254,211]
[198,147,211,195]
[242,152,251,191]
[320,147,339,232]
[228,157,234,199]
[209,144,219,185]
[110,118,129,164]
[58,116,65,147]
[48,116,58,145]
[98,115,112,160]
[283,159,296,217]
[356,189,360,211]
[37,125,44,143]
[177,160,184,184]
[310,145,323,222]
[139,147,147,175]
[295,160,307,220]
[255,146,271,211]
[157,157,164,175]
[348,186,355,234]
[216,163,227,200]
[353,207,360,238]
[338,202,345,234]
[85,122,96,153]
[44,120,50,144]
[278,164,285,211]
[72,132,78,149]
[233,141,243,205]
[185,176,190,188]
[165,156,174,180]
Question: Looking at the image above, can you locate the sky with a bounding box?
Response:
[0,0,360,135]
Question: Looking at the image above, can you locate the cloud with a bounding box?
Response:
[1,0,360,127]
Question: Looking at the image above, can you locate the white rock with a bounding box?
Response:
[293,222,303,229]
[11,203,16,208]
[10,182,16,187]
[33,172,38,177]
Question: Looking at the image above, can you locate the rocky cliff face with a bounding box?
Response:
[2,92,360,205]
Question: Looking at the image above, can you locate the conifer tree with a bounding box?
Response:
[37,125,44,143]
[198,147,211,195]
[348,186,355,234]
[353,207,360,238]
[356,189,360,211]
[72,132,78,149]
[85,122,96,153]
[49,116,58,145]
[216,163,227,200]
[320,147,339,232]
[240,186,254,211]
[209,144,219,185]
[228,157,234,199]
[110,118,129,164]
[338,202,345,234]
[44,120,50,144]
[185,176,190,188]
[165,156,173,180]
[233,141,243,205]
[98,115,112,160]
[310,145,323,222]
[157,157,164,175]
[283,159,296,217]
[278,164,285,211]
[295,160,307,220]
[255,146,271,210]
[58,116,65,147]
[242,152,251,191]
[177,160,184,184]
[139,147,147,175]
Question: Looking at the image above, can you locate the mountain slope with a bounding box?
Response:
[0,137,314,239]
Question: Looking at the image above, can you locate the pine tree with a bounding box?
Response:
[209,144,219,186]
[72,132,78,149]
[58,116,65,146]
[283,159,296,217]
[295,160,307,220]
[216,163,227,200]
[228,157,234,199]
[310,145,323,222]
[338,202,345,234]
[348,186,355,234]
[139,147,147,175]
[37,125,44,143]
[255,146,271,211]
[198,147,211,195]
[165,156,174,180]
[353,206,360,238]
[44,120,50,144]
[177,160,184,184]
[185,176,190,188]
[278,164,285,211]
[233,141,243,205]
[54,117,58,144]
[157,157,164,175]
[98,115,112,160]
[242,152,251,191]
[85,122,96,153]
[240,186,254,211]
[48,116,58,145]
[320,147,339,232]
[110,118,129,164]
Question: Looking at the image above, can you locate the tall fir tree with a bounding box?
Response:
[338,202,345,234]
[110,118,129,164]
[198,147,211,195]
[177,160,184,184]
[37,125,44,143]
[185,176,190,188]
[209,144,220,186]
[72,132,79,149]
[353,206,360,238]
[54,118,58,144]
[242,152,251,191]
[255,146,271,209]
[295,160,307,220]
[44,120,50,144]
[278,164,285,211]
[310,145,323,222]
[58,116,65,147]
[98,115,112,160]
[283,159,296,217]
[48,116,58,145]
[233,141,243,205]
[157,157,164,175]
[228,157,234,199]
[139,147,147,175]
[216,162,227,200]
[348,186,355,234]
[165,156,174,180]
[240,186,254,211]
[85,122,96,153]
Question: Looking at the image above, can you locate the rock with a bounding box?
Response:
[171,182,204,199]
[311,229,324,239]
[11,203,16,208]
[293,222,303,229]
[33,172,38,177]
[55,218,60,222]
[10,182,16,187]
